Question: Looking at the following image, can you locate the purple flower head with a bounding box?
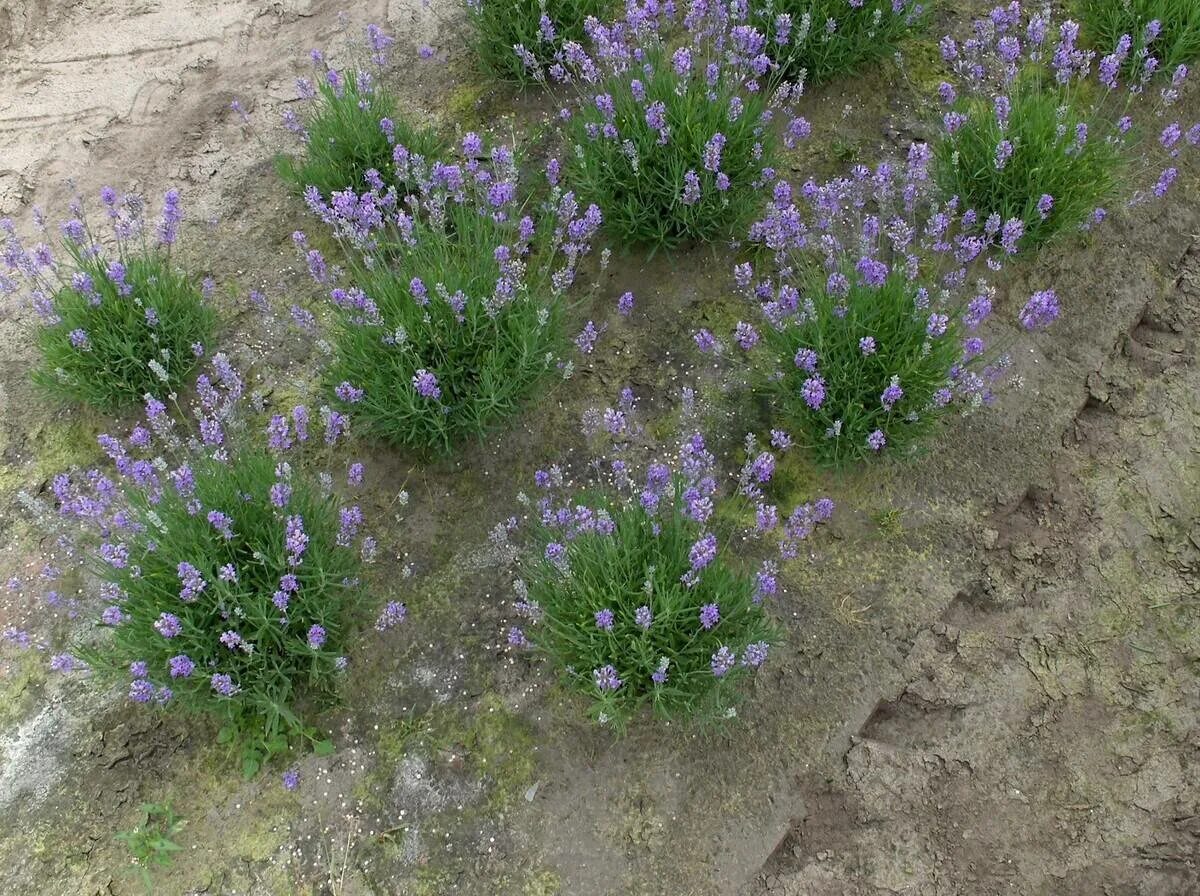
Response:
[711,646,735,677]
[594,608,615,631]
[282,768,301,791]
[867,429,887,452]
[681,170,701,206]
[742,641,769,668]
[335,381,364,403]
[153,612,182,638]
[699,603,720,630]
[267,416,291,452]
[859,336,877,355]
[593,664,622,692]
[794,348,818,372]
[375,600,407,631]
[801,376,826,410]
[1019,289,1060,330]
[413,369,441,400]
[168,654,195,678]
[307,624,327,649]
[177,562,206,602]
[211,673,239,696]
[635,605,653,630]
[694,329,718,353]
[129,680,155,703]
[688,533,718,572]
[220,630,243,650]
[880,378,904,411]
[651,657,670,685]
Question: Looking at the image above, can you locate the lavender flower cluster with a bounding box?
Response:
[277,24,445,199]
[466,0,612,83]
[933,2,1199,247]
[543,0,810,247]
[1,187,215,410]
[706,142,1060,464]
[41,355,381,762]
[497,390,832,727]
[298,132,605,453]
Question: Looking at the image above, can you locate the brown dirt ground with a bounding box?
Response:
[0,2,1197,895]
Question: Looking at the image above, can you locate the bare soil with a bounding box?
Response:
[1,2,1197,895]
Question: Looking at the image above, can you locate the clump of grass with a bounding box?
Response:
[48,356,392,775]
[498,393,833,730]
[301,134,604,455]
[549,5,805,250]
[466,0,613,83]
[755,0,926,87]
[932,4,1196,250]
[1,188,216,411]
[116,802,185,893]
[1076,0,1200,75]
[276,25,445,198]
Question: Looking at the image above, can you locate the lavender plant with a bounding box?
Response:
[754,0,926,87]
[0,188,216,411]
[276,26,445,198]
[499,391,832,729]
[48,356,378,775]
[721,148,1060,465]
[544,2,807,249]
[1077,0,1200,75]
[300,134,604,454]
[467,0,614,83]
[933,2,1198,250]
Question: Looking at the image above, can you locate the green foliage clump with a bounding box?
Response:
[35,253,214,411]
[757,268,968,466]
[1076,0,1200,74]
[64,360,369,774]
[522,494,777,729]
[562,43,781,250]
[116,802,185,892]
[276,69,445,198]
[756,0,926,87]
[466,0,613,83]
[499,415,830,730]
[313,137,603,455]
[933,80,1125,248]
[2,189,215,411]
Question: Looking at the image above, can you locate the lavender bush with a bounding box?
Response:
[720,148,1060,465]
[499,391,832,729]
[468,0,614,83]
[933,2,1198,250]
[1,188,216,411]
[48,357,379,775]
[754,0,926,87]
[545,2,807,249]
[301,134,604,454]
[276,25,445,199]
[1077,0,1200,76]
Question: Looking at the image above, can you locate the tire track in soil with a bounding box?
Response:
[753,238,1200,895]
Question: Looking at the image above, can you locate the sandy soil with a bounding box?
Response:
[0,1,1197,895]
